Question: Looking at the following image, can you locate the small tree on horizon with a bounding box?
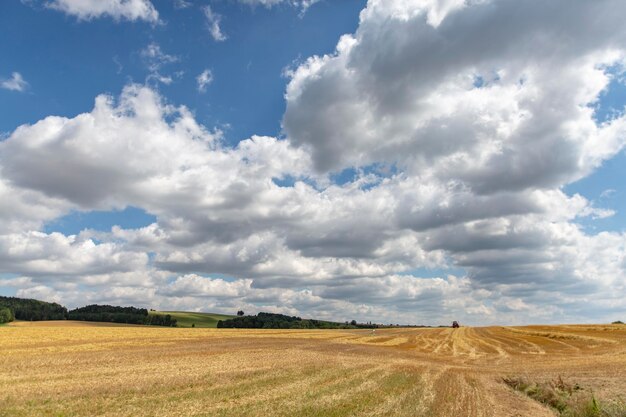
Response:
[237,310,245,316]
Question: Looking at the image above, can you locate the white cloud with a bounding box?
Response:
[238,0,320,13]
[196,69,213,93]
[141,43,178,67]
[1,72,28,92]
[203,6,226,42]
[0,231,148,277]
[284,0,626,182]
[173,0,191,9]
[0,84,218,208]
[0,177,70,234]
[47,0,159,22]
[164,274,252,298]
[16,285,65,305]
[140,43,180,85]
[600,188,616,199]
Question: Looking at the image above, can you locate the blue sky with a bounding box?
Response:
[1,0,625,325]
[1,0,365,142]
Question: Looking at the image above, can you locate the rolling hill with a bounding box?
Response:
[149,310,236,328]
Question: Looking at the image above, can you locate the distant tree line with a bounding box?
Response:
[0,296,176,327]
[217,312,375,329]
[0,295,67,321]
[145,313,177,327]
[68,305,177,327]
[68,304,149,324]
[217,312,302,329]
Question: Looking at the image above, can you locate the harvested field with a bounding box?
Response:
[1,322,625,416]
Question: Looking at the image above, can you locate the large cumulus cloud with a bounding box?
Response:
[284,0,626,179]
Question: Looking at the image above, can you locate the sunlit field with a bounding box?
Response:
[1,322,625,417]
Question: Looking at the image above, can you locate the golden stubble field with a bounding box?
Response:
[1,322,625,417]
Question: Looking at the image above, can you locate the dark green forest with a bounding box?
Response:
[68,305,177,326]
[0,295,67,321]
[217,312,375,329]
[0,296,176,327]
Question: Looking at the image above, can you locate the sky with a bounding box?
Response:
[1,0,625,326]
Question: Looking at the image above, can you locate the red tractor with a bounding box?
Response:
[452,321,460,328]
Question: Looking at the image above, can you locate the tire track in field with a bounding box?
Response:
[426,368,493,417]
[432,329,455,356]
[217,365,385,416]
[478,327,545,357]
[450,327,481,359]
[457,327,507,359]
[502,327,584,354]
[463,328,510,362]
[412,329,446,353]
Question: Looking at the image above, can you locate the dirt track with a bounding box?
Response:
[1,323,625,416]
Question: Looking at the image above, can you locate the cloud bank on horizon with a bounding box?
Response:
[1,0,625,325]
